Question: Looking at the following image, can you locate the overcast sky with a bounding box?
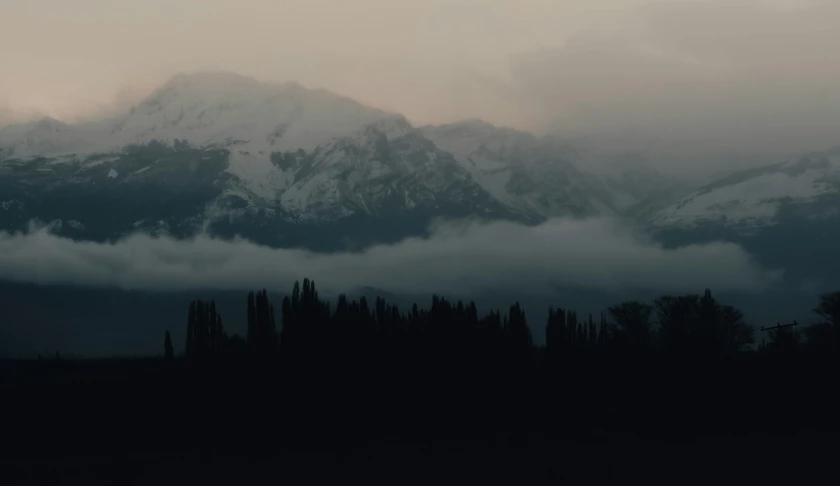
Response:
[2,0,837,173]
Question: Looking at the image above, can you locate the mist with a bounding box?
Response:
[0,217,780,296]
[505,0,840,176]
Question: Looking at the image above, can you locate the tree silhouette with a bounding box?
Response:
[185,304,195,359]
[545,306,567,359]
[504,302,532,370]
[813,291,840,352]
[814,291,840,326]
[184,299,225,362]
[801,322,834,354]
[607,301,653,352]
[654,290,753,357]
[654,295,698,352]
[164,330,174,360]
[717,304,754,356]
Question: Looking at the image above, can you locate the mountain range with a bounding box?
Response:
[1,71,839,290]
[0,72,686,248]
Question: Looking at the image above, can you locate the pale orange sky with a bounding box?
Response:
[0,0,689,125]
[1,0,836,174]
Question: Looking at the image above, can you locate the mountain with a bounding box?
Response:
[0,72,646,250]
[1,72,391,159]
[649,150,840,231]
[581,152,699,220]
[647,149,840,289]
[420,120,621,219]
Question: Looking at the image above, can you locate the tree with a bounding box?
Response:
[653,295,699,352]
[801,322,834,354]
[597,312,609,349]
[164,330,174,360]
[764,323,801,354]
[607,301,653,351]
[185,303,196,359]
[185,299,226,361]
[813,291,840,352]
[545,307,567,358]
[654,290,753,356]
[504,303,532,368]
[247,291,256,352]
[813,291,840,326]
[717,304,754,355]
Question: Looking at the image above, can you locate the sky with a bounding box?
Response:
[1,0,838,173]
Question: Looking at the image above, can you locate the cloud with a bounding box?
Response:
[0,103,44,130]
[502,0,840,174]
[0,218,781,296]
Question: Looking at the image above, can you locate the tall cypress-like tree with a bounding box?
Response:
[597,312,608,349]
[247,291,256,351]
[164,330,174,360]
[185,299,225,361]
[281,296,293,349]
[185,303,196,359]
[216,315,224,354]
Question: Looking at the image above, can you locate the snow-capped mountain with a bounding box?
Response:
[2,72,632,250]
[645,149,840,290]
[3,71,840,293]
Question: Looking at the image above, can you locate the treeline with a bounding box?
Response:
[173,280,840,367]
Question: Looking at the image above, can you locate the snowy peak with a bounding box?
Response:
[109,71,392,153]
[0,72,395,161]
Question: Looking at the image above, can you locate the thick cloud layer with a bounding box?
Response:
[0,218,781,296]
[504,0,840,175]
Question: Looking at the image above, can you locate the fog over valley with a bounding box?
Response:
[0,218,780,295]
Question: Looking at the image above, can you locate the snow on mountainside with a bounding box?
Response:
[280,122,513,222]
[420,120,620,218]
[649,150,840,230]
[590,157,698,220]
[0,117,102,160]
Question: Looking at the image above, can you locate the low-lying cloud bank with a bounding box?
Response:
[0,218,782,296]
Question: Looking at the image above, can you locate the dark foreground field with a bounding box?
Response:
[1,357,838,484]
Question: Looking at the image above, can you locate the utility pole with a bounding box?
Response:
[760,321,800,352]
[759,321,800,333]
